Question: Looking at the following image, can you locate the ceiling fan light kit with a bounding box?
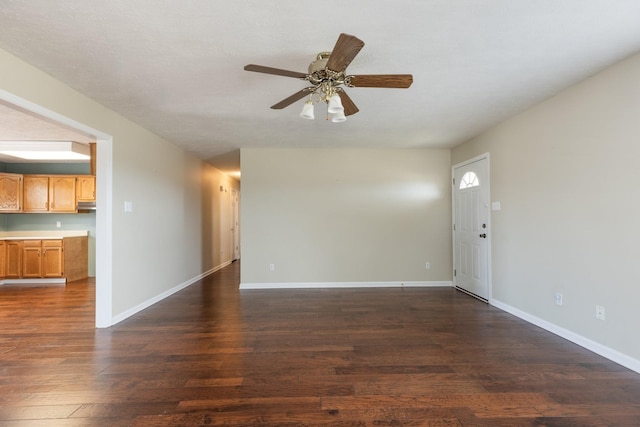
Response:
[331,110,347,123]
[327,94,344,114]
[299,100,315,120]
[244,33,413,123]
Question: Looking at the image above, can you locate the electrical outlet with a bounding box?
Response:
[555,292,563,306]
[56,221,61,228]
[596,305,606,320]
[425,262,431,270]
[269,263,275,272]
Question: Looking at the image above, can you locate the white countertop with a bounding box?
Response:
[0,230,88,240]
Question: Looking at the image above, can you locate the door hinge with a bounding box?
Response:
[452,178,455,186]
[453,224,456,231]
[454,269,457,277]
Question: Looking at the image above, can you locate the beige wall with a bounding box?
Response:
[0,47,238,323]
[241,148,451,285]
[452,52,640,362]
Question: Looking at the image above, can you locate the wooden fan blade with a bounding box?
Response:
[270,88,313,109]
[325,33,365,73]
[338,90,359,116]
[244,64,308,79]
[349,74,413,88]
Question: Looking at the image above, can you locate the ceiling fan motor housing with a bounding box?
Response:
[308,52,348,86]
[308,52,331,74]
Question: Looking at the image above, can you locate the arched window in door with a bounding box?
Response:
[459,171,479,189]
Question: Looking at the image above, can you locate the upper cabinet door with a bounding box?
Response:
[23,175,49,212]
[49,176,77,212]
[76,175,96,202]
[0,173,23,212]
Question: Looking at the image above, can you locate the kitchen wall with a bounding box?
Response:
[452,51,640,366]
[241,148,451,286]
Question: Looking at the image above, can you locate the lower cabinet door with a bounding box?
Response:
[42,240,64,278]
[22,240,43,278]
[6,240,23,278]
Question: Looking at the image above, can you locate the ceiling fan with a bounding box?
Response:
[244,33,413,122]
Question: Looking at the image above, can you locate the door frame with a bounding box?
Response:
[230,188,240,261]
[452,153,492,302]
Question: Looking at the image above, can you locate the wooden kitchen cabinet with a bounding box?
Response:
[0,237,85,281]
[49,176,77,212]
[76,175,96,202]
[5,240,23,278]
[62,237,87,282]
[0,173,23,212]
[0,241,6,277]
[22,240,63,278]
[22,240,43,278]
[43,240,64,278]
[23,175,77,213]
[23,176,49,212]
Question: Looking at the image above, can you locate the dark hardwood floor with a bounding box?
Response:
[1,262,639,426]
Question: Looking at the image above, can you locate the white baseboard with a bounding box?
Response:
[240,281,452,290]
[110,260,232,326]
[0,278,66,286]
[491,298,640,374]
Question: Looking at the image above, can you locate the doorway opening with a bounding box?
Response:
[0,89,113,327]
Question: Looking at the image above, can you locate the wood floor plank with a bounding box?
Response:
[1,262,639,425]
[0,404,80,421]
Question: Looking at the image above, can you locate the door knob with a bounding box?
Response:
[479,233,487,238]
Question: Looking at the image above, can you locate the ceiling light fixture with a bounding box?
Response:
[298,93,346,122]
[245,34,413,121]
[296,51,347,123]
[0,141,91,160]
[298,75,347,123]
[299,99,315,120]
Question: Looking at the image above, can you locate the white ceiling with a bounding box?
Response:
[1,1,640,174]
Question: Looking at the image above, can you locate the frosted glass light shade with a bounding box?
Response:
[299,101,315,119]
[327,94,344,114]
[331,111,347,122]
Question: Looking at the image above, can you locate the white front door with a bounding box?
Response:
[453,156,490,301]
